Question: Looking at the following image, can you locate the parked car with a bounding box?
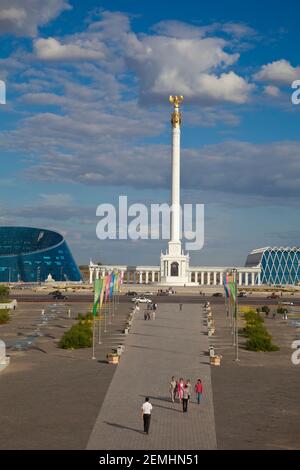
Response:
[126,291,138,296]
[238,292,248,298]
[53,293,68,300]
[267,293,280,300]
[49,290,61,296]
[132,297,152,303]
[280,301,294,306]
[143,291,154,296]
[213,293,223,297]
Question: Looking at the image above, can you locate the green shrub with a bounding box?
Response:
[243,308,279,352]
[243,323,271,339]
[0,286,10,303]
[244,310,264,325]
[277,307,288,315]
[77,312,94,321]
[0,309,10,324]
[246,334,280,352]
[59,322,92,349]
[261,306,270,315]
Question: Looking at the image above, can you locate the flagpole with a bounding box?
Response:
[104,299,107,333]
[98,310,102,344]
[92,315,96,360]
[108,297,112,325]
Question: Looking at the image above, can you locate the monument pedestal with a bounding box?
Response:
[160,241,190,286]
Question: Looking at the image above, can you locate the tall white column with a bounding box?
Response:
[239,272,242,286]
[257,272,261,285]
[152,271,155,282]
[171,126,180,243]
[96,269,100,280]
[89,268,93,284]
[201,272,204,285]
[139,272,143,284]
[145,272,149,284]
[207,272,211,286]
[245,273,249,286]
[213,272,217,286]
[251,272,255,286]
[219,272,223,286]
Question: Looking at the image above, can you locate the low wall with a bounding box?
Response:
[0,299,17,310]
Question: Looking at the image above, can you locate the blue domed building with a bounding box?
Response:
[0,227,82,282]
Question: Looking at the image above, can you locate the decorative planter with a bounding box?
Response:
[210,355,221,366]
[124,328,129,335]
[107,353,119,364]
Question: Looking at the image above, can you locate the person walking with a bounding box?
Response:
[186,379,192,401]
[195,379,203,405]
[177,378,184,403]
[169,376,177,403]
[141,397,152,434]
[179,303,183,311]
[182,385,189,412]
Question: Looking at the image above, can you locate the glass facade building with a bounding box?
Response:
[0,227,82,282]
[246,247,300,286]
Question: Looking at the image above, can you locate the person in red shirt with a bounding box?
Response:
[195,379,203,405]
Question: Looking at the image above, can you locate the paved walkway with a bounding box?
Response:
[87,303,217,450]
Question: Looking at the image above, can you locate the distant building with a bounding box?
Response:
[246,247,300,286]
[0,227,82,282]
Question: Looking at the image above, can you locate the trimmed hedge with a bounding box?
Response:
[0,309,10,325]
[243,309,279,352]
[0,285,10,303]
[59,322,92,349]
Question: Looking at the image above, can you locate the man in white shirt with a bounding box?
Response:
[141,397,152,434]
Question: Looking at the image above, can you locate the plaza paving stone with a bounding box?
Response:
[87,303,217,450]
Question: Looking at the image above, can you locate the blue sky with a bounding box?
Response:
[0,0,300,267]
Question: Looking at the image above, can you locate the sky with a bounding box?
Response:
[0,0,300,267]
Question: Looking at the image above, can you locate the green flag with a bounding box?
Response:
[228,282,236,302]
[93,278,102,316]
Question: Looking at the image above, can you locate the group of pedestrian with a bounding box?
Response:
[141,377,204,435]
[169,376,203,412]
[144,302,157,320]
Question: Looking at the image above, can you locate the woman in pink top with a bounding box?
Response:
[177,378,184,402]
[195,379,203,404]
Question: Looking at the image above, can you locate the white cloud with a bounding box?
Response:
[152,20,256,40]
[20,92,66,105]
[34,37,105,61]
[40,193,73,206]
[125,33,253,104]
[264,85,280,97]
[0,0,71,36]
[254,59,300,85]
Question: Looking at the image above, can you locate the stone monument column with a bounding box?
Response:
[159,96,190,286]
[170,95,182,244]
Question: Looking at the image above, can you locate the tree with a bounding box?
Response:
[261,306,270,317]
[0,285,10,303]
